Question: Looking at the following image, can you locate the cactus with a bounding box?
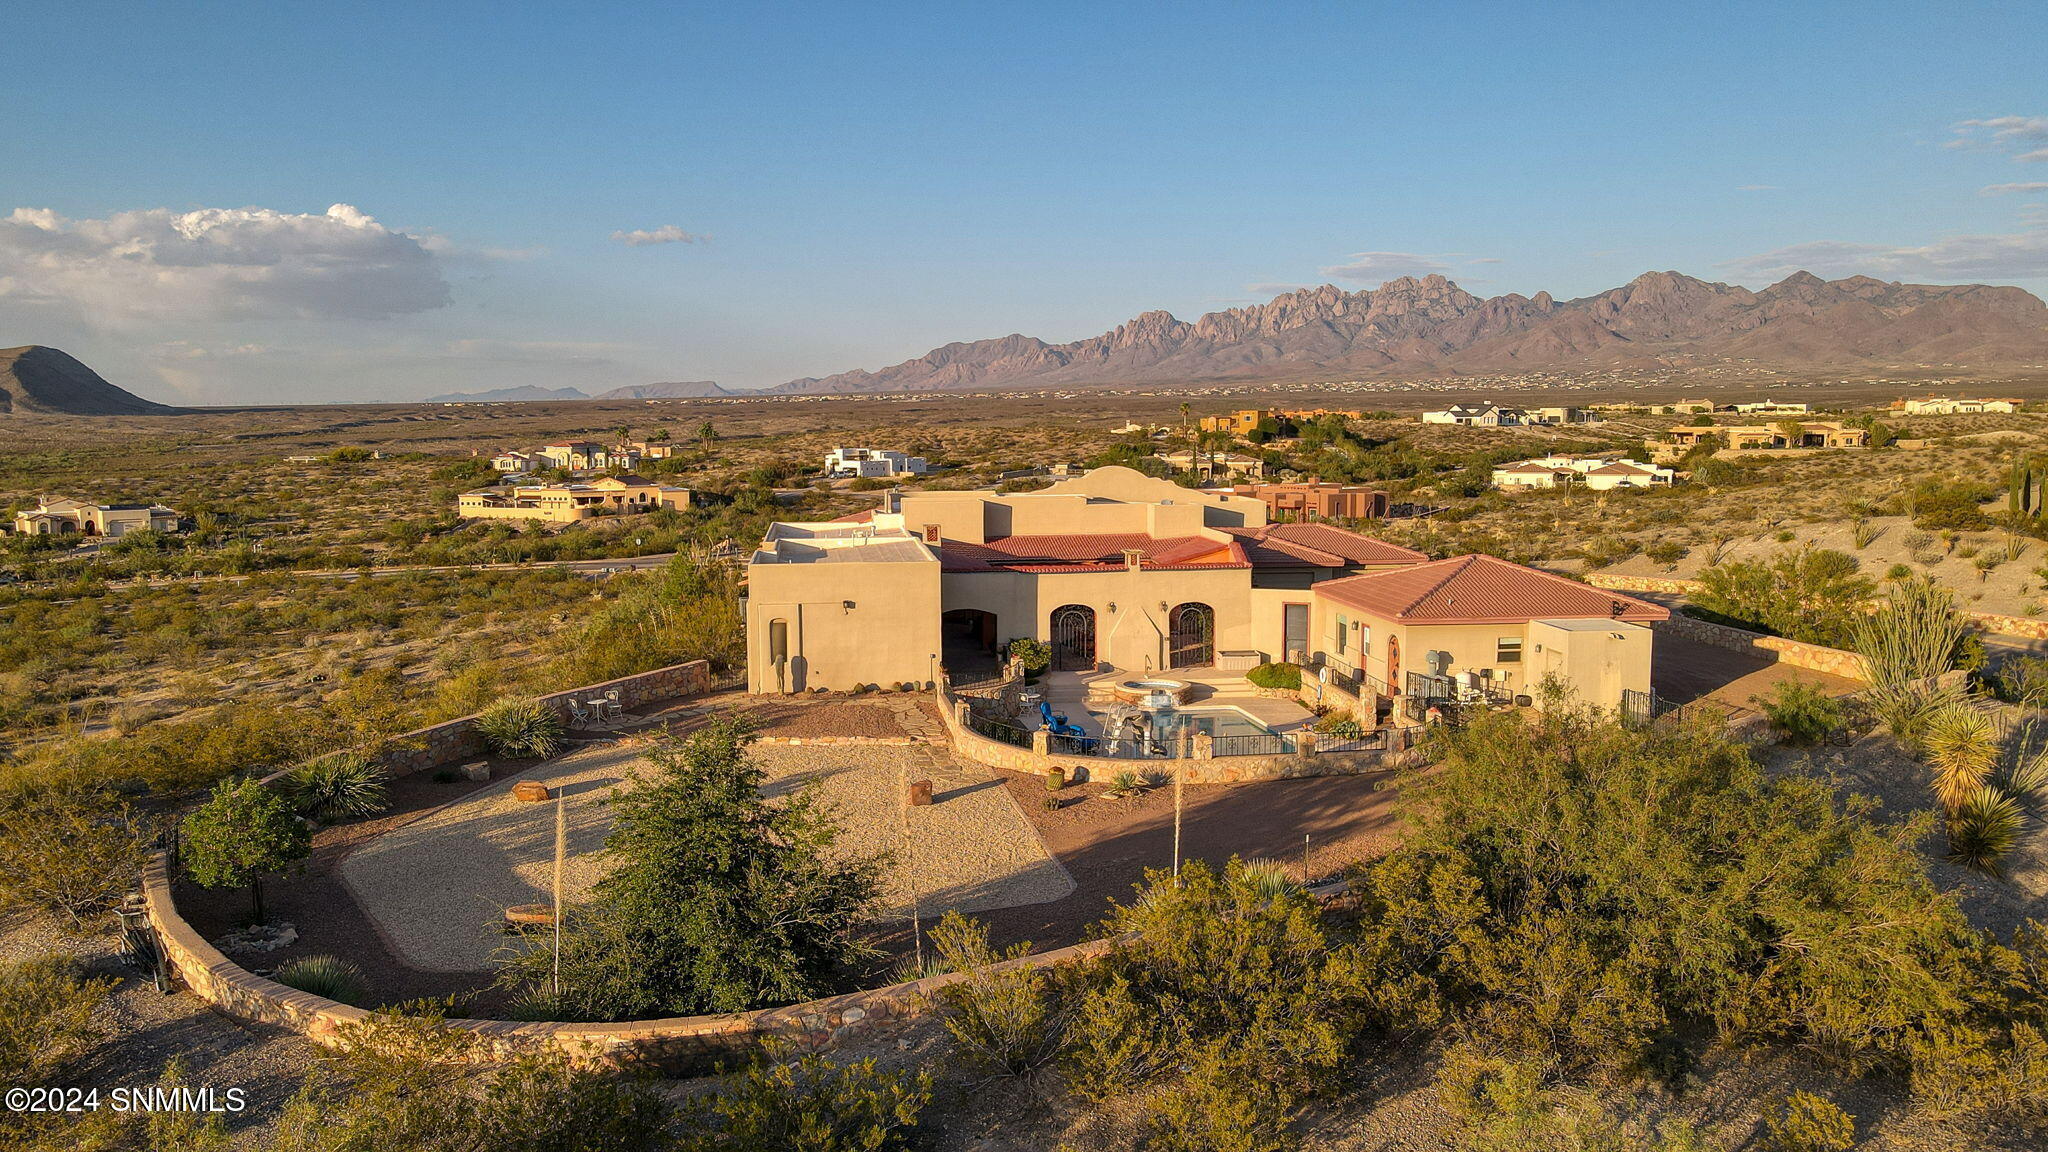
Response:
[2010,460,2043,520]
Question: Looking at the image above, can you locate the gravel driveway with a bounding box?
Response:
[341,739,1070,972]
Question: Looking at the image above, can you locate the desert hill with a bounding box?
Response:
[590,380,732,399]
[0,345,180,416]
[770,271,2048,394]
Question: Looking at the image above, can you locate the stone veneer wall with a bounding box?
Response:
[141,854,1115,1070]
[933,681,1412,785]
[1651,611,1868,681]
[1583,571,2048,641]
[278,660,713,783]
[145,656,1127,1070]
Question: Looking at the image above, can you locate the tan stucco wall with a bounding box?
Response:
[748,558,944,692]
[940,565,1253,674]
[1527,620,1654,710]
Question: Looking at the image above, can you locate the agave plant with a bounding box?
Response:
[1921,704,2000,812]
[281,752,389,823]
[1947,786,2026,879]
[272,954,368,1005]
[1236,858,1298,904]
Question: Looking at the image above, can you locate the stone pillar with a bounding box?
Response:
[1031,728,1051,757]
[1192,732,1213,760]
[1295,730,1319,756]
[952,700,970,728]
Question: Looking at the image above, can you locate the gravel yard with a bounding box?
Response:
[343,734,1069,972]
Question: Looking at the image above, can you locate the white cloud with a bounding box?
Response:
[610,225,703,247]
[1244,281,1317,296]
[1983,182,2048,195]
[1466,257,1503,264]
[1737,184,1780,191]
[1725,227,2048,281]
[0,203,450,323]
[1318,251,1452,283]
[1949,116,2048,161]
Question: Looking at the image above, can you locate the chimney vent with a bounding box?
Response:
[922,523,941,545]
[1123,548,1143,570]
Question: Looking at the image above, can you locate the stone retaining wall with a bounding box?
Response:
[1583,571,2048,641]
[754,735,946,747]
[933,681,1411,785]
[141,854,1115,1070]
[326,661,713,781]
[1652,612,1868,681]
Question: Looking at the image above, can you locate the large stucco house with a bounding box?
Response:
[12,497,180,538]
[743,467,1666,711]
[457,474,690,523]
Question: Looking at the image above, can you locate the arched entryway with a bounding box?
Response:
[940,608,1002,681]
[1167,602,1215,669]
[1050,604,1096,671]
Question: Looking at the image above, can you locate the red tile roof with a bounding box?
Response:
[827,508,876,523]
[1219,523,1428,568]
[1313,554,1669,625]
[938,533,1246,572]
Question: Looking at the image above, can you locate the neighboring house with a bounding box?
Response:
[1231,481,1389,521]
[743,465,1425,693]
[1197,408,1361,437]
[12,497,180,538]
[535,441,616,471]
[1421,404,1525,426]
[1891,396,2021,415]
[1308,554,1668,711]
[1524,406,1592,425]
[1490,457,1674,490]
[825,447,929,478]
[1729,399,1810,415]
[456,475,690,523]
[625,441,681,459]
[492,450,540,472]
[1153,449,1266,481]
[1667,421,1870,450]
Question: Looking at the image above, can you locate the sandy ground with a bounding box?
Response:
[342,737,1070,972]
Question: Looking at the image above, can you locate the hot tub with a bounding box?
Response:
[1111,677,1195,706]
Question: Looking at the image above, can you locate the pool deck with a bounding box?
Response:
[1031,668,1316,737]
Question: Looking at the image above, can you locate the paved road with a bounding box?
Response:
[4,551,682,595]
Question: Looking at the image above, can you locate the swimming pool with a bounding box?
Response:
[1171,706,1278,739]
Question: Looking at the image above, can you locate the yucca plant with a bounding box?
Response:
[475,697,567,760]
[280,752,389,823]
[1947,786,2026,878]
[1853,576,1971,741]
[1921,704,2000,812]
[1237,858,1297,904]
[272,954,368,1005]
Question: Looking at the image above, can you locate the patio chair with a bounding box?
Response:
[568,701,592,727]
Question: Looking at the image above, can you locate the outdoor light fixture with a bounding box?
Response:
[842,600,856,611]
[1108,601,1117,613]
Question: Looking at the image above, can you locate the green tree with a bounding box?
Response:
[503,719,883,1019]
[0,789,149,926]
[180,778,311,922]
[1692,547,1874,647]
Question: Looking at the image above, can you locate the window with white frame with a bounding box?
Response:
[1496,636,1523,663]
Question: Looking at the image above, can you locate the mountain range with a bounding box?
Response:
[424,380,733,402]
[768,271,2048,394]
[0,345,180,416]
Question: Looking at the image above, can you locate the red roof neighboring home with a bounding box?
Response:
[937,533,1247,572]
[1221,523,1429,568]
[1314,554,1669,625]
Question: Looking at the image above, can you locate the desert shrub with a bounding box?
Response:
[1910,478,1996,531]
[1312,710,1365,738]
[0,955,112,1086]
[500,719,882,1020]
[676,1052,931,1152]
[927,912,1071,1078]
[0,788,148,925]
[1757,679,1846,745]
[1005,636,1051,673]
[1347,706,2046,1103]
[1065,858,1367,1147]
[1245,662,1302,690]
[474,697,566,760]
[1644,540,1686,565]
[270,1007,673,1151]
[559,553,743,684]
[280,751,389,822]
[0,702,330,795]
[180,777,311,922]
[273,954,370,1005]
[1762,1091,1856,1152]
[1692,547,1873,647]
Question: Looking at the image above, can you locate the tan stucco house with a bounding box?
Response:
[1667,421,1869,451]
[744,467,1428,693]
[1306,554,1668,711]
[457,475,690,523]
[12,497,180,538]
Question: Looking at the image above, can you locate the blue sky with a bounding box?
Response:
[1,1,2044,402]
